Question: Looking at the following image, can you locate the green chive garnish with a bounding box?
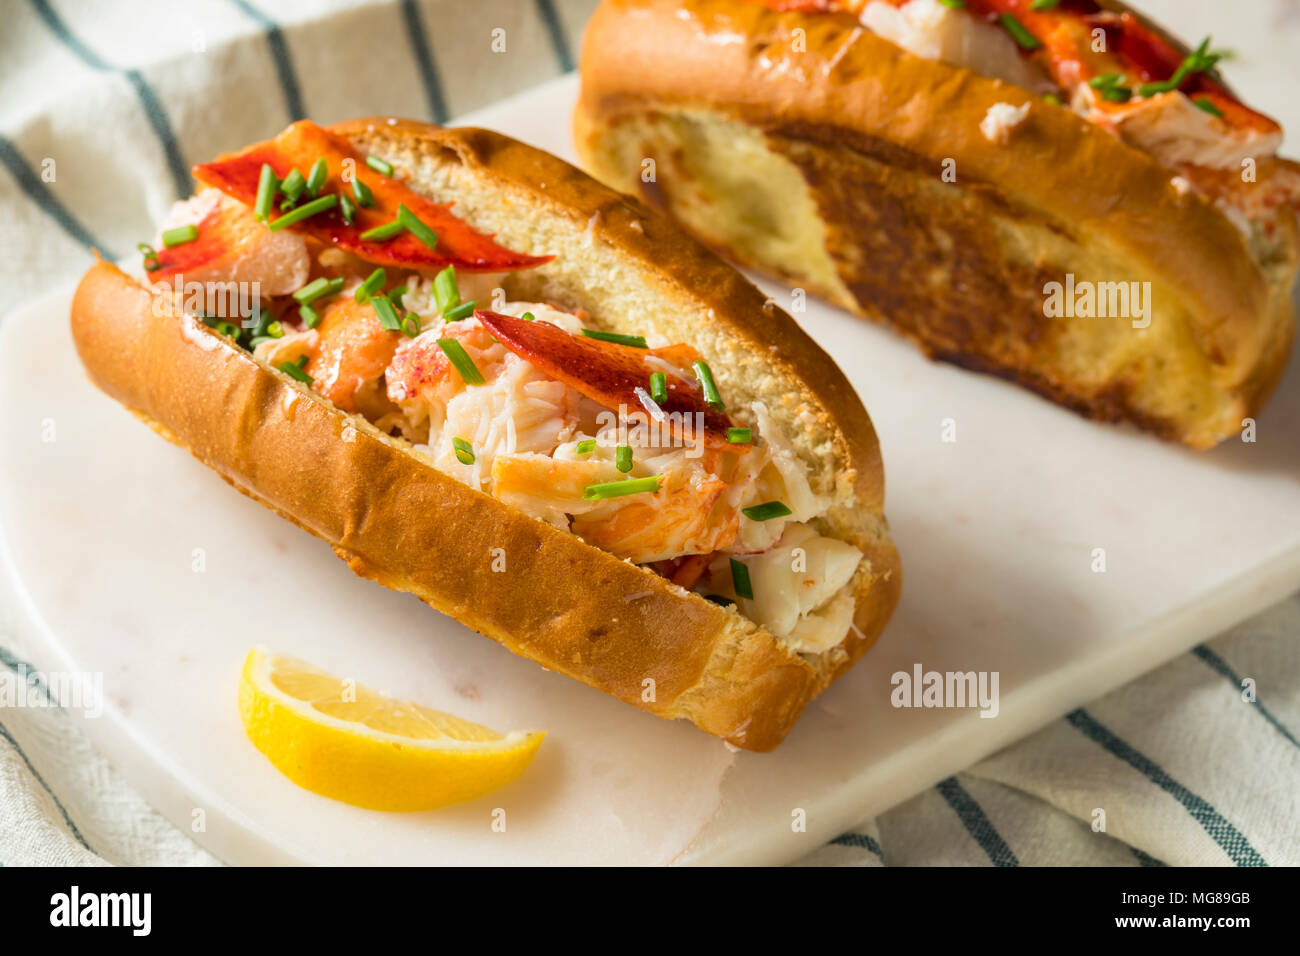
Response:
[443,301,476,323]
[1138,37,1221,97]
[1029,0,1059,10]
[265,320,284,338]
[306,158,328,197]
[937,0,963,7]
[340,193,357,225]
[581,329,648,348]
[1089,73,1124,89]
[279,168,306,203]
[452,437,475,465]
[434,265,460,313]
[214,321,239,339]
[161,224,199,247]
[1101,86,1132,103]
[397,204,438,250]
[730,558,754,600]
[1043,93,1063,106]
[616,445,633,473]
[359,218,403,242]
[268,193,337,231]
[138,242,161,271]
[292,276,344,305]
[576,439,597,455]
[693,361,724,410]
[582,475,662,500]
[999,13,1040,50]
[1195,97,1224,118]
[278,356,313,385]
[299,303,321,329]
[370,294,402,331]
[355,267,387,303]
[351,176,374,207]
[402,314,422,338]
[366,155,394,176]
[390,285,407,309]
[254,163,278,221]
[727,427,752,444]
[437,338,485,385]
[742,501,793,522]
[520,311,535,322]
[649,372,668,404]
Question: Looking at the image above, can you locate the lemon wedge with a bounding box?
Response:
[238,647,544,811]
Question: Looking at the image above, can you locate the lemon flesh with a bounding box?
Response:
[238,648,544,811]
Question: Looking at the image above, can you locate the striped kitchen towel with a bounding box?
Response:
[1,0,1297,866]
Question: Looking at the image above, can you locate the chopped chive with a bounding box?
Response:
[370,293,402,331]
[249,336,275,348]
[359,218,403,242]
[1101,86,1132,103]
[520,311,535,322]
[355,267,387,303]
[339,193,357,225]
[254,163,278,221]
[366,155,394,176]
[397,204,438,250]
[278,358,313,384]
[649,371,668,404]
[279,168,306,203]
[437,337,485,385]
[998,13,1040,51]
[390,285,407,309]
[582,475,662,500]
[433,265,460,313]
[214,321,239,339]
[937,0,964,7]
[442,300,476,322]
[265,320,284,338]
[161,224,199,247]
[616,445,633,473]
[1195,97,1224,118]
[693,360,724,410]
[268,193,337,231]
[1138,36,1220,97]
[306,157,329,197]
[742,501,793,522]
[292,276,344,305]
[576,439,597,455]
[279,197,296,212]
[581,328,648,348]
[1089,73,1125,89]
[351,176,374,207]
[138,242,161,271]
[727,427,752,444]
[452,436,475,465]
[401,314,422,338]
[299,303,321,329]
[729,558,754,600]
[1043,92,1063,106]
[1029,0,1059,9]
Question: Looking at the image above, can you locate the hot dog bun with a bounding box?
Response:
[574,0,1299,449]
[70,120,900,752]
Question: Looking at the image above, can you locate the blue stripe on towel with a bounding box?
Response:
[400,0,449,124]
[829,832,885,861]
[0,135,116,257]
[226,0,306,120]
[534,0,575,73]
[1129,846,1167,867]
[935,776,1020,867]
[1192,645,1299,749]
[28,0,191,199]
[0,719,93,854]
[1066,708,1267,867]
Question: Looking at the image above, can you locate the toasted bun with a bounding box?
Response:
[575,0,1299,449]
[70,121,900,751]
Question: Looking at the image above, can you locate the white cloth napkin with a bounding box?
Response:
[1,0,1296,866]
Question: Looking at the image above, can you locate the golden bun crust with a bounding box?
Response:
[575,0,1299,448]
[70,121,900,751]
